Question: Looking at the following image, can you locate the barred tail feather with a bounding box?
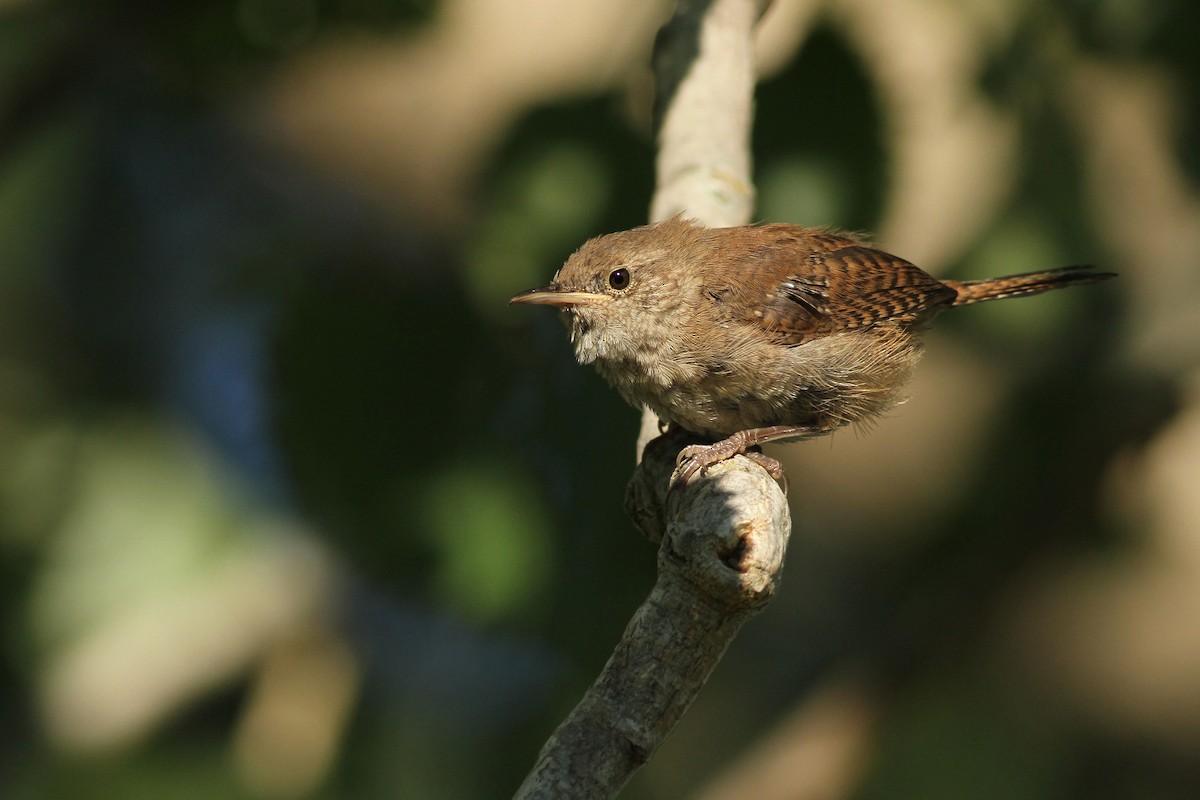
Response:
[945,265,1115,306]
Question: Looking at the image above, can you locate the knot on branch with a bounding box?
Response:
[626,430,791,610]
[661,459,789,608]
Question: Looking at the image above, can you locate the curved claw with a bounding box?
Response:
[672,445,712,487]
[742,451,788,493]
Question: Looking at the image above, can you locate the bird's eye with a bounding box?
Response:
[608,268,631,290]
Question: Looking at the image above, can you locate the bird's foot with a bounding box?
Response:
[673,439,786,489]
[670,424,825,489]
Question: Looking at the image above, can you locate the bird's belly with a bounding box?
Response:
[640,375,810,439]
[592,327,921,439]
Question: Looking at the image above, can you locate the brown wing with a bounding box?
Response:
[719,225,957,346]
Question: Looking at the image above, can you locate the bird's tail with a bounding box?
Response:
[944,265,1114,306]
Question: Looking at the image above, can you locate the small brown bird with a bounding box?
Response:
[511,217,1113,484]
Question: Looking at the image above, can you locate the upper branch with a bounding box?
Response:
[650,0,771,228]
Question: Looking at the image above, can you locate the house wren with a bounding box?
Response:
[511,217,1113,484]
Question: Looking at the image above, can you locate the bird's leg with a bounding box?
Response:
[673,425,825,488]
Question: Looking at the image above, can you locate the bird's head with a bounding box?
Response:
[510,217,707,365]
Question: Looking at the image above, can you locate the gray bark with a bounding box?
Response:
[515,2,787,797]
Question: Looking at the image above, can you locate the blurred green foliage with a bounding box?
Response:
[464,141,612,320]
[415,460,553,624]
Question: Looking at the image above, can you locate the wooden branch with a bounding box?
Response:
[516,436,790,799]
[515,2,786,797]
[650,0,769,228]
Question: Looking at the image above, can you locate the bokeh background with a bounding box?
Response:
[2,0,1198,798]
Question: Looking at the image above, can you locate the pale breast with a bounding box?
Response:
[603,324,924,439]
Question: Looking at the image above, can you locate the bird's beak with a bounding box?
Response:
[509,286,610,307]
